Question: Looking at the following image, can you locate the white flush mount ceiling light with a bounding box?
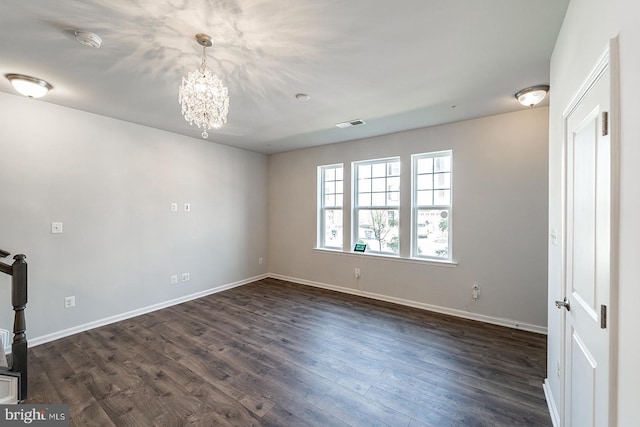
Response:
[179,33,229,139]
[515,85,550,107]
[5,74,52,98]
[74,31,102,48]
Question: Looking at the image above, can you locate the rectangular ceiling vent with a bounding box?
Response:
[336,119,366,128]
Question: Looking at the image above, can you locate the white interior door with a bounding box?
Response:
[561,53,612,427]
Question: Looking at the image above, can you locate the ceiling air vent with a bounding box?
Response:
[336,119,366,128]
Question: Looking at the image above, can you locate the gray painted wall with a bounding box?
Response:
[0,92,269,342]
[548,0,640,424]
[269,107,549,330]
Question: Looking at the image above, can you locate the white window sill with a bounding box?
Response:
[313,248,458,267]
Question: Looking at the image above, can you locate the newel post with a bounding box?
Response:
[11,254,27,401]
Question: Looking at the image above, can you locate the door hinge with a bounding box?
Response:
[600,305,607,329]
[602,111,609,136]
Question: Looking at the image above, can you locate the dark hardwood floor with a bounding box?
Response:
[26,278,550,426]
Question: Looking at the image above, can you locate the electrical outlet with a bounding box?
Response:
[472,283,480,299]
[64,296,75,309]
[171,275,178,284]
[259,257,263,265]
[354,268,361,279]
[182,273,190,282]
[171,203,178,212]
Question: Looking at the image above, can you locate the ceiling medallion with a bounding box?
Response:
[179,33,229,139]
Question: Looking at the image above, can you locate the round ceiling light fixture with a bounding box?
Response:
[5,74,53,98]
[515,85,550,107]
[74,31,102,48]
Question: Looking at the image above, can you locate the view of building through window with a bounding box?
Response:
[318,150,451,260]
[319,164,343,249]
[413,152,452,259]
[354,158,400,254]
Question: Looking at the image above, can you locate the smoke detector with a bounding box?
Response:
[74,31,102,48]
[336,119,366,128]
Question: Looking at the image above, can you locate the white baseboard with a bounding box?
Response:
[543,378,560,427]
[24,271,546,351]
[268,273,547,334]
[28,274,268,349]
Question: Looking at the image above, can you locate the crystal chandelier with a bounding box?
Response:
[179,33,229,139]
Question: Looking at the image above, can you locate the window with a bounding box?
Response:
[353,158,400,254]
[413,151,452,259]
[318,164,344,249]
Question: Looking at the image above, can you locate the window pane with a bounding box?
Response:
[434,156,451,172]
[387,191,400,206]
[372,163,386,177]
[417,175,433,190]
[388,161,400,176]
[359,164,371,179]
[324,209,343,248]
[324,181,335,194]
[357,209,399,254]
[434,172,450,189]
[372,193,386,206]
[358,193,371,207]
[371,177,386,192]
[336,195,343,207]
[417,190,433,206]
[335,167,343,180]
[325,168,335,181]
[325,195,335,207]
[336,181,343,194]
[387,176,400,192]
[359,178,371,193]
[434,190,450,205]
[415,209,449,258]
[417,157,433,174]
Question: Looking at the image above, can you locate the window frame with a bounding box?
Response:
[352,157,401,255]
[411,150,453,261]
[318,163,344,250]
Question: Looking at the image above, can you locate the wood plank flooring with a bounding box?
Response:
[26,278,551,426]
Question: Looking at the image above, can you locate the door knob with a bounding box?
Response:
[555,297,570,311]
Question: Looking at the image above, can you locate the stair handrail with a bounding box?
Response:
[0,248,28,402]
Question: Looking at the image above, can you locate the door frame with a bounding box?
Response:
[559,37,620,427]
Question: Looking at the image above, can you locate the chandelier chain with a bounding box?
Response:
[201,45,207,72]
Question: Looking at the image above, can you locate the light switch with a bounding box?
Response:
[184,203,191,212]
[51,222,63,234]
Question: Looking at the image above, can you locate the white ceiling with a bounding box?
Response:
[0,0,568,154]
